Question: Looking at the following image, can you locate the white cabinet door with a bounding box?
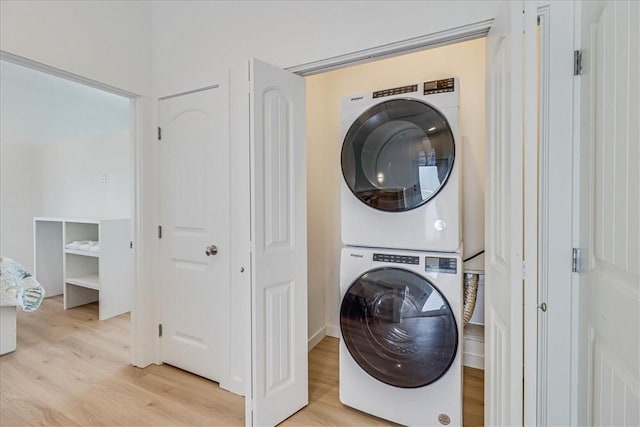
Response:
[574,1,640,425]
[485,1,535,425]
[158,86,230,383]
[247,58,308,427]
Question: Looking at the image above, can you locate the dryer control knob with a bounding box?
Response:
[434,219,447,231]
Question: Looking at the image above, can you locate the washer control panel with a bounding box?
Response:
[373,84,418,99]
[373,253,419,265]
[424,78,455,95]
[425,256,457,274]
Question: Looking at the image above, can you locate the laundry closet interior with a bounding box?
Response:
[306,38,486,425]
[306,36,486,358]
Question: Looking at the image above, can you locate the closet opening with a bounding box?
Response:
[304,35,487,425]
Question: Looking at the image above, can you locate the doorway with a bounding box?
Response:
[0,57,137,360]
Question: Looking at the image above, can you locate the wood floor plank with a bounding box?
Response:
[0,297,484,426]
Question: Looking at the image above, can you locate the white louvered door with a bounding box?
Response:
[574,1,640,425]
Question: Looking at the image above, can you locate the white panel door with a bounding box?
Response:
[485,1,534,425]
[158,86,230,383]
[247,58,308,427]
[574,1,640,425]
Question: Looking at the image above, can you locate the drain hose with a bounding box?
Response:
[463,273,479,326]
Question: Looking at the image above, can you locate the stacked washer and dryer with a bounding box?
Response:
[339,78,463,426]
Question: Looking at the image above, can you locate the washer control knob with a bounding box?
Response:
[438,414,451,425]
[434,219,447,231]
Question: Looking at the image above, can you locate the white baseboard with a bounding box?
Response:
[308,327,327,351]
[308,324,339,351]
[326,324,339,338]
[463,351,485,370]
[463,334,485,370]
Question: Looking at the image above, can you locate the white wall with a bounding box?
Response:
[1,59,133,146]
[39,130,131,219]
[0,132,43,272]
[306,38,486,336]
[0,129,131,275]
[306,75,337,341]
[152,1,498,96]
[0,0,152,95]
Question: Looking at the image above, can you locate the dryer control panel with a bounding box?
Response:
[425,256,458,274]
[373,253,419,265]
[372,84,418,99]
[423,78,455,95]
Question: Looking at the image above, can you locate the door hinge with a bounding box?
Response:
[158,225,163,239]
[572,248,582,273]
[158,126,162,140]
[129,241,133,249]
[158,324,163,337]
[574,50,583,76]
[522,261,526,280]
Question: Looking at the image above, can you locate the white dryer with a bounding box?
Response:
[341,78,460,252]
[339,247,463,426]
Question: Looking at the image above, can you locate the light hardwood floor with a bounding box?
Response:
[0,297,483,426]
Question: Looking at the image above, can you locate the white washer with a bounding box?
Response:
[339,247,462,426]
[341,77,461,252]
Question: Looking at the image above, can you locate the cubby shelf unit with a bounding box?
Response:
[33,217,132,320]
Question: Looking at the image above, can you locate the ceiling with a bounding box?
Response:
[0,60,130,145]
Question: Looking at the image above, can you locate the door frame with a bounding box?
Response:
[286,19,494,76]
[0,49,147,367]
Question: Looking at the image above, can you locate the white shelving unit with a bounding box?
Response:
[33,217,132,320]
[33,219,64,297]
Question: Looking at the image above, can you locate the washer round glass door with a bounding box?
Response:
[340,267,458,388]
[341,98,455,212]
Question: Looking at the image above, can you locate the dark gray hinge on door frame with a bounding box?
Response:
[158,226,163,239]
[574,50,583,76]
[158,126,162,140]
[158,324,163,337]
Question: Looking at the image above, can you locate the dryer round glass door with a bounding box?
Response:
[340,267,458,388]
[341,99,455,212]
